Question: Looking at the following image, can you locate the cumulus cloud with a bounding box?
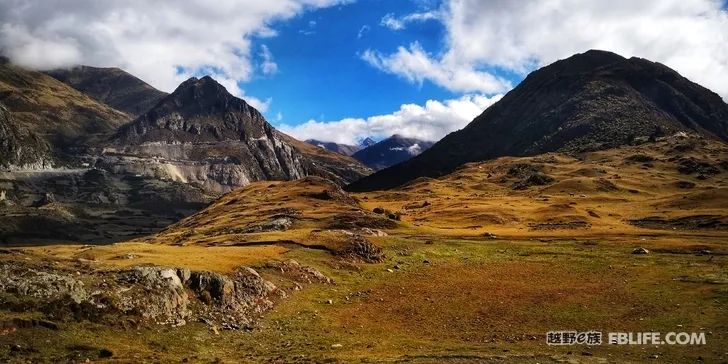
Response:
[0,0,346,100]
[278,93,502,145]
[259,45,278,75]
[380,11,439,30]
[362,43,512,93]
[365,0,728,99]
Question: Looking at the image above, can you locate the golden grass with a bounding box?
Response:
[22,243,288,274]
[2,136,727,362]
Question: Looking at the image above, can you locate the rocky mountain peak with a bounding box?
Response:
[158,75,252,119]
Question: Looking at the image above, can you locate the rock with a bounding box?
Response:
[33,192,56,207]
[338,234,385,263]
[483,232,497,239]
[632,247,650,255]
[120,267,191,324]
[244,217,293,233]
[269,259,331,284]
[359,228,388,237]
[387,213,401,221]
[331,344,343,349]
[260,217,293,231]
[372,207,385,214]
[188,267,279,316]
[326,299,333,305]
[0,263,87,304]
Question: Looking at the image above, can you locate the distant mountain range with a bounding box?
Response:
[351,135,434,170]
[305,139,362,156]
[307,135,434,170]
[347,50,728,191]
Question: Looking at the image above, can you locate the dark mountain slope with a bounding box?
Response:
[46,66,167,118]
[347,50,728,191]
[352,134,434,170]
[0,60,131,168]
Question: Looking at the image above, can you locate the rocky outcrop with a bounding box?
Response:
[0,103,51,169]
[0,263,87,304]
[0,262,281,327]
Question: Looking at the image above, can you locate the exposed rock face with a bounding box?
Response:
[106,76,369,191]
[348,50,728,191]
[45,66,168,118]
[120,267,190,324]
[0,263,87,304]
[0,103,51,169]
[351,134,435,170]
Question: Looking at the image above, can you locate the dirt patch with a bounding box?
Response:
[529,220,591,230]
[326,213,397,230]
[677,158,720,176]
[629,215,728,230]
[595,178,619,191]
[625,154,655,163]
[512,172,555,190]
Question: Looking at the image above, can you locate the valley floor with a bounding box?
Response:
[1,233,726,363]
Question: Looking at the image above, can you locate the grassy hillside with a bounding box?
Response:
[1,134,726,363]
[0,61,130,165]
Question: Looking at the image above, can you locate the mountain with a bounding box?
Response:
[45,66,168,118]
[306,139,362,156]
[351,134,434,170]
[347,50,728,191]
[0,59,131,168]
[107,76,370,191]
[359,137,376,147]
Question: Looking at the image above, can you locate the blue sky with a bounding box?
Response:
[245,0,458,125]
[3,0,727,145]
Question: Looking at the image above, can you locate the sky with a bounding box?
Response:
[1,0,727,145]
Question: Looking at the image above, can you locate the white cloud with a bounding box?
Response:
[380,11,439,30]
[278,93,502,145]
[0,0,347,100]
[361,42,512,94]
[357,25,370,39]
[406,143,422,155]
[259,45,278,75]
[365,0,728,99]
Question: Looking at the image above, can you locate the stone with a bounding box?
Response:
[632,247,650,255]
